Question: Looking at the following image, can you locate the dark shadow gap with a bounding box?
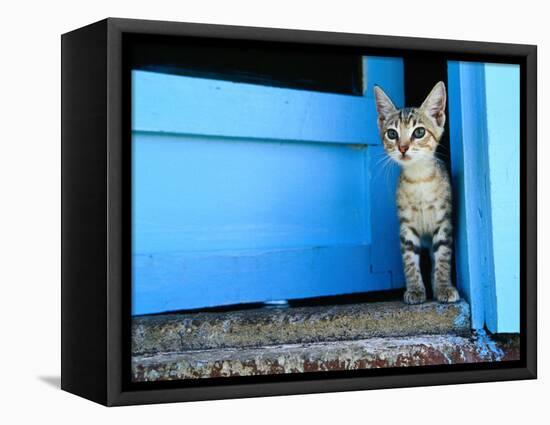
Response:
[133,288,404,317]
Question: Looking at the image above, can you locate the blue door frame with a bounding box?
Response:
[448,61,520,333]
[132,57,406,315]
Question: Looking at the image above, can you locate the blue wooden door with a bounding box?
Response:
[132,56,405,315]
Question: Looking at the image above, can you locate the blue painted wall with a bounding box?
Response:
[448,61,520,333]
[132,57,405,315]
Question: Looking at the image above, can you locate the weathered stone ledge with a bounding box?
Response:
[132,331,519,382]
[132,300,470,354]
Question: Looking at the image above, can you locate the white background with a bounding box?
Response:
[0,0,546,422]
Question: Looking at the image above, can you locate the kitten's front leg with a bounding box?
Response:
[400,223,426,304]
[431,223,460,303]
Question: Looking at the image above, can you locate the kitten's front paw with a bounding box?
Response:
[404,287,427,305]
[435,286,460,303]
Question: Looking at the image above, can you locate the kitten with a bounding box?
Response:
[374,82,459,305]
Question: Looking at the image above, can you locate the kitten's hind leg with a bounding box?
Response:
[431,224,459,303]
[400,225,426,304]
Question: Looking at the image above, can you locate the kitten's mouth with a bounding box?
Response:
[400,155,411,161]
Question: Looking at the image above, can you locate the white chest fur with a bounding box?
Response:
[397,160,450,239]
[399,180,439,237]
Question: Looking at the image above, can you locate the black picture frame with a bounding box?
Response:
[61,17,537,406]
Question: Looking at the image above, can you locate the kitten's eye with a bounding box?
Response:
[386,129,398,140]
[413,127,426,138]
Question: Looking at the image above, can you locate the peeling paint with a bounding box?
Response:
[132,332,519,382]
[130,300,518,383]
[473,329,505,361]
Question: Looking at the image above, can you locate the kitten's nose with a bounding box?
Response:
[398,145,409,154]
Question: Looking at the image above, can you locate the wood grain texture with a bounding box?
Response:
[133,70,379,145]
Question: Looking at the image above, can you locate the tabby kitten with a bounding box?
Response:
[374,82,459,305]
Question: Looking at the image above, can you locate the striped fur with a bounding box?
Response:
[374,82,459,304]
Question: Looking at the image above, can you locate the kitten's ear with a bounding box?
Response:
[374,85,397,130]
[420,81,446,127]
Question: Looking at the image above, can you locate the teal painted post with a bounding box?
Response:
[448,62,496,330]
[448,61,520,333]
[484,63,520,333]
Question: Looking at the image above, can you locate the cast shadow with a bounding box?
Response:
[38,375,61,389]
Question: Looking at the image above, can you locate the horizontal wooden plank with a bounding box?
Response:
[132,244,392,315]
[133,133,371,254]
[132,70,380,145]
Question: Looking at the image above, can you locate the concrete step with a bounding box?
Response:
[132,300,470,354]
[132,331,519,381]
